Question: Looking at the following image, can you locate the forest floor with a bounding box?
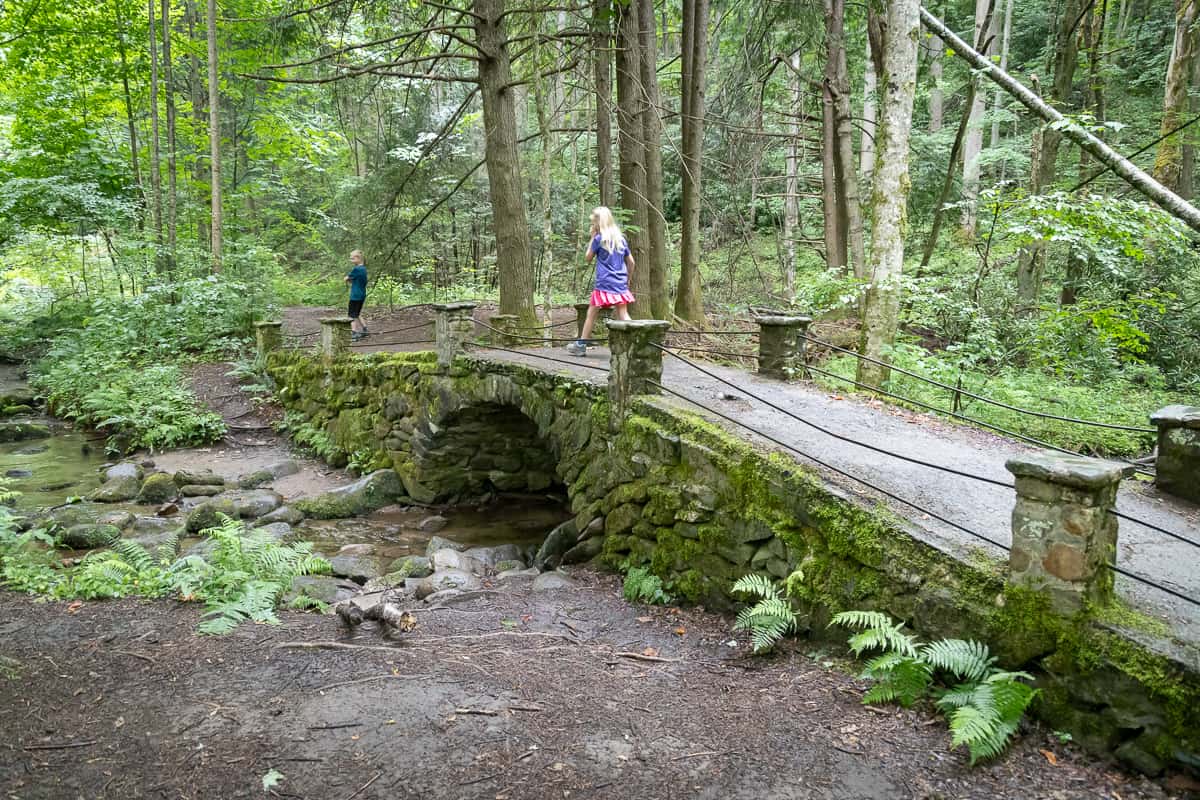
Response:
[2,580,1196,800]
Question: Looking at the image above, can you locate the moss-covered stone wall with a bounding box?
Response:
[267,349,1200,775]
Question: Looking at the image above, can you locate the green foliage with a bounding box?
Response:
[833,611,1038,765]
[280,412,337,461]
[622,566,673,605]
[732,573,801,654]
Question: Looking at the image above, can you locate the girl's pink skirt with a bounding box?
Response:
[591,290,635,308]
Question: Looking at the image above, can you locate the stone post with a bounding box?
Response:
[254,321,282,360]
[319,317,352,360]
[1149,405,1200,503]
[488,313,519,347]
[433,301,478,370]
[607,320,671,431]
[574,303,590,339]
[1005,453,1132,612]
[755,315,812,380]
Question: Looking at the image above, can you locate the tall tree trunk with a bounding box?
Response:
[860,38,877,187]
[990,0,1015,149]
[1154,0,1200,193]
[186,0,209,249]
[674,0,708,323]
[114,2,143,220]
[206,0,222,271]
[638,0,669,319]
[960,0,994,238]
[927,33,944,132]
[783,53,801,300]
[534,64,555,324]
[162,0,178,267]
[615,0,650,312]
[830,1,866,280]
[857,0,920,388]
[1013,0,1081,308]
[821,13,846,273]
[1184,33,1200,199]
[474,0,536,327]
[148,0,164,263]
[593,0,614,207]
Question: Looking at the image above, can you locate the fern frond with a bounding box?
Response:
[732,573,779,601]
[947,704,999,750]
[110,539,156,572]
[921,638,995,681]
[860,656,933,707]
[830,610,893,632]
[846,623,919,658]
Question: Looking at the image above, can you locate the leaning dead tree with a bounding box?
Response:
[920,6,1200,235]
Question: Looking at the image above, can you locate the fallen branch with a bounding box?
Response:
[613,651,682,664]
[23,740,98,751]
[274,641,402,654]
[314,674,431,693]
[344,771,381,800]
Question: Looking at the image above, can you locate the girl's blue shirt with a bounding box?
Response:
[590,234,629,293]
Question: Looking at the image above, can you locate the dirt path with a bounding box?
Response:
[0,577,1189,800]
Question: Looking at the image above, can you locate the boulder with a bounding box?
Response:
[430,548,485,574]
[560,537,603,565]
[90,463,143,502]
[46,504,102,530]
[222,489,283,519]
[415,569,481,600]
[494,559,526,573]
[237,470,273,489]
[180,484,224,498]
[463,544,524,570]
[130,515,174,535]
[173,470,225,487]
[185,498,240,533]
[0,422,50,442]
[97,510,135,531]
[254,505,305,527]
[293,470,404,519]
[181,538,216,559]
[424,588,464,604]
[283,575,357,607]
[387,555,433,579]
[137,473,178,504]
[124,528,182,559]
[425,535,466,558]
[328,544,390,583]
[266,459,301,479]
[255,522,293,542]
[532,571,579,591]
[496,567,540,582]
[60,523,121,549]
[576,516,604,542]
[417,514,448,533]
[534,520,578,571]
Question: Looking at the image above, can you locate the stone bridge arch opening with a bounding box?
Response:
[409,401,562,504]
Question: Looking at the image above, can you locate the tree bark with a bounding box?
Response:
[114,2,143,218]
[148,0,164,262]
[922,7,1200,233]
[856,0,920,389]
[927,33,944,132]
[162,0,178,266]
[1154,0,1200,193]
[827,0,865,278]
[593,0,614,207]
[860,38,877,187]
[186,0,209,249]
[205,0,222,271]
[674,0,708,323]
[783,53,801,300]
[533,45,555,325]
[990,0,1015,149]
[960,0,994,238]
[638,0,669,319]
[615,0,650,312]
[474,0,536,327]
[820,7,846,274]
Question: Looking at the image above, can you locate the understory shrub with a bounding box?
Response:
[622,566,672,605]
[731,573,801,654]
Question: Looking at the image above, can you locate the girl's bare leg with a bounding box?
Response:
[580,304,601,340]
[613,304,632,321]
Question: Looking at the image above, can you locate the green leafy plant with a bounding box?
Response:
[731,573,801,654]
[622,566,672,605]
[833,610,1037,764]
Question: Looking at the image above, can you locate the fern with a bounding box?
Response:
[623,567,673,605]
[833,609,1038,765]
[731,573,801,654]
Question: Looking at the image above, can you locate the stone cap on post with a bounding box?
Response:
[433,301,478,370]
[1149,405,1200,503]
[607,319,672,432]
[1005,452,1132,613]
[319,317,353,360]
[431,301,480,313]
[253,320,283,359]
[755,314,812,381]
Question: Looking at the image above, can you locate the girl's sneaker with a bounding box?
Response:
[565,340,587,357]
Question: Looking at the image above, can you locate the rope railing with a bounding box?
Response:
[474,319,608,345]
[347,338,435,349]
[1109,509,1200,549]
[801,333,1156,434]
[466,341,612,373]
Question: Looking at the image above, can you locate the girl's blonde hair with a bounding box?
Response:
[350,249,364,260]
[592,206,623,254]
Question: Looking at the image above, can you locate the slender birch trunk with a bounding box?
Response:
[1154,0,1200,193]
[205,0,222,271]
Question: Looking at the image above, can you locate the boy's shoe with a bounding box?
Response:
[351,332,364,342]
[565,340,587,357]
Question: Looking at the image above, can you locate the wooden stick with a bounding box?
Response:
[344,771,381,800]
[23,740,98,751]
[613,650,681,663]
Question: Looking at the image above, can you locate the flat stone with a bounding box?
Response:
[97,510,135,530]
[463,544,523,569]
[415,569,481,599]
[329,545,390,583]
[425,536,467,558]
[1043,543,1087,582]
[60,523,121,549]
[755,315,812,327]
[1006,453,1132,490]
[430,301,479,312]
[417,514,448,533]
[179,484,224,497]
[137,472,178,504]
[186,498,240,533]
[1149,405,1200,429]
[222,489,283,519]
[254,505,305,527]
[173,469,226,487]
[387,555,432,579]
[430,548,486,574]
[532,571,579,591]
[255,522,293,542]
[497,567,540,582]
[283,575,357,607]
[293,469,404,519]
[606,320,671,334]
[130,516,175,535]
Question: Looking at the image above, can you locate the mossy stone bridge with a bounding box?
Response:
[258,303,1200,776]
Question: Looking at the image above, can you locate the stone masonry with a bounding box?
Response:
[1150,405,1200,504]
[755,315,812,380]
[606,320,670,431]
[319,317,352,360]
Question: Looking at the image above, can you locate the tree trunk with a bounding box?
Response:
[831,2,866,280]
[674,0,708,323]
[1154,0,1200,193]
[474,0,536,327]
[162,0,178,266]
[927,33,944,132]
[1184,31,1200,199]
[593,0,614,207]
[205,0,222,271]
[186,0,209,249]
[960,0,993,238]
[821,20,846,273]
[638,0,669,319]
[533,48,554,325]
[990,0,1015,149]
[148,0,164,263]
[615,0,650,313]
[783,53,801,300]
[857,0,920,389]
[114,2,143,218]
[860,38,877,187]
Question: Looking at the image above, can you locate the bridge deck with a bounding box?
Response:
[329,333,1200,649]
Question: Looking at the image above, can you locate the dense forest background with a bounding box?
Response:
[0,0,1197,455]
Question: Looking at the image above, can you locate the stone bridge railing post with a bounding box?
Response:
[488,313,519,347]
[1150,405,1200,503]
[319,317,352,360]
[1005,453,1131,613]
[607,320,671,432]
[573,303,590,339]
[755,315,812,380]
[254,321,283,360]
[433,301,478,369]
